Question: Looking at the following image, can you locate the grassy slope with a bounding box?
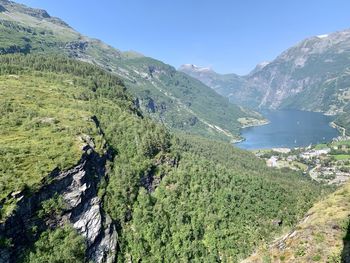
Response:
[0,74,97,182]
[0,54,133,220]
[0,0,262,142]
[243,182,350,263]
[0,74,102,218]
[0,2,341,262]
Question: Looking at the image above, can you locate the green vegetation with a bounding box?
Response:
[118,136,327,262]
[107,56,263,142]
[0,54,126,219]
[23,225,86,263]
[332,140,350,147]
[0,237,12,248]
[314,143,328,150]
[0,54,327,262]
[0,2,349,262]
[0,3,262,142]
[333,154,350,161]
[0,20,72,55]
[335,105,350,136]
[243,182,350,263]
[38,194,66,218]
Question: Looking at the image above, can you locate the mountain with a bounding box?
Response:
[240,30,350,112]
[180,30,350,133]
[179,64,246,100]
[0,1,330,262]
[247,61,271,76]
[0,0,264,142]
[0,54,324,262]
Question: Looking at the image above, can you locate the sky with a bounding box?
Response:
[14,0,350,75]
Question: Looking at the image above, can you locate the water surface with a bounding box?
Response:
[236,110,339,150]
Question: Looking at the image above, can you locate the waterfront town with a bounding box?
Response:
[256,134,350,185]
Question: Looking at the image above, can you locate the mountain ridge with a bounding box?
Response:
[0,0,263,142]
[180,28,350,133]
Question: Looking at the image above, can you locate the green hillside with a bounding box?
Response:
[0,0,263,142]
[243,181,350,263]
[0,54,326,262]
[113,57,262,141]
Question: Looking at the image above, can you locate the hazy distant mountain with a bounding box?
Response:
[184,30,350,113]
[181,30,350,133]
[247,61,270,76]
[179,64,246,101]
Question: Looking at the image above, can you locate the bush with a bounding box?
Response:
[23,225,86,263]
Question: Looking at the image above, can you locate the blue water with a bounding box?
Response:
[235,110,339,150]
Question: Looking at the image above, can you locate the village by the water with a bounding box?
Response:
[256,124,350,185]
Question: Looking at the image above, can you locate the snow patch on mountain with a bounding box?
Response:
[180,64,213,73]
[317,34,329,39]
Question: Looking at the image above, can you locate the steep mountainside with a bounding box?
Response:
[181,30,350,133]
[179,64,246,99]
[242,31,350,112]
[0,0,263,142]
[243,182,350,262]
[0,54,326,263]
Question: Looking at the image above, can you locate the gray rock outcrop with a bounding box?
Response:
[0,144,117,263]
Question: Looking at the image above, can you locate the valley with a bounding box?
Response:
[0,0,350,262]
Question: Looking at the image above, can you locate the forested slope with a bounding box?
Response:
[0,0,263,142]
[0,54,327,262]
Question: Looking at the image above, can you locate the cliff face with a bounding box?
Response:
[0,144,117,263]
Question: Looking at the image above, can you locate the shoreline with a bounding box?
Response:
[240,119,270,129]
[330,121,347,137]
[235,110,347,148]
[235,117,270,144]
[232,137,245,144]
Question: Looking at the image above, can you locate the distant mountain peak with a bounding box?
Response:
[257,61,270,68]
[179,64,214,73]
[248,61,270,76]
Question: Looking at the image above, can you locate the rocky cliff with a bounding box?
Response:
[0,142,117,263]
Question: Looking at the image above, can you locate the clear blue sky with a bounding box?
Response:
[14,0,350,74]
